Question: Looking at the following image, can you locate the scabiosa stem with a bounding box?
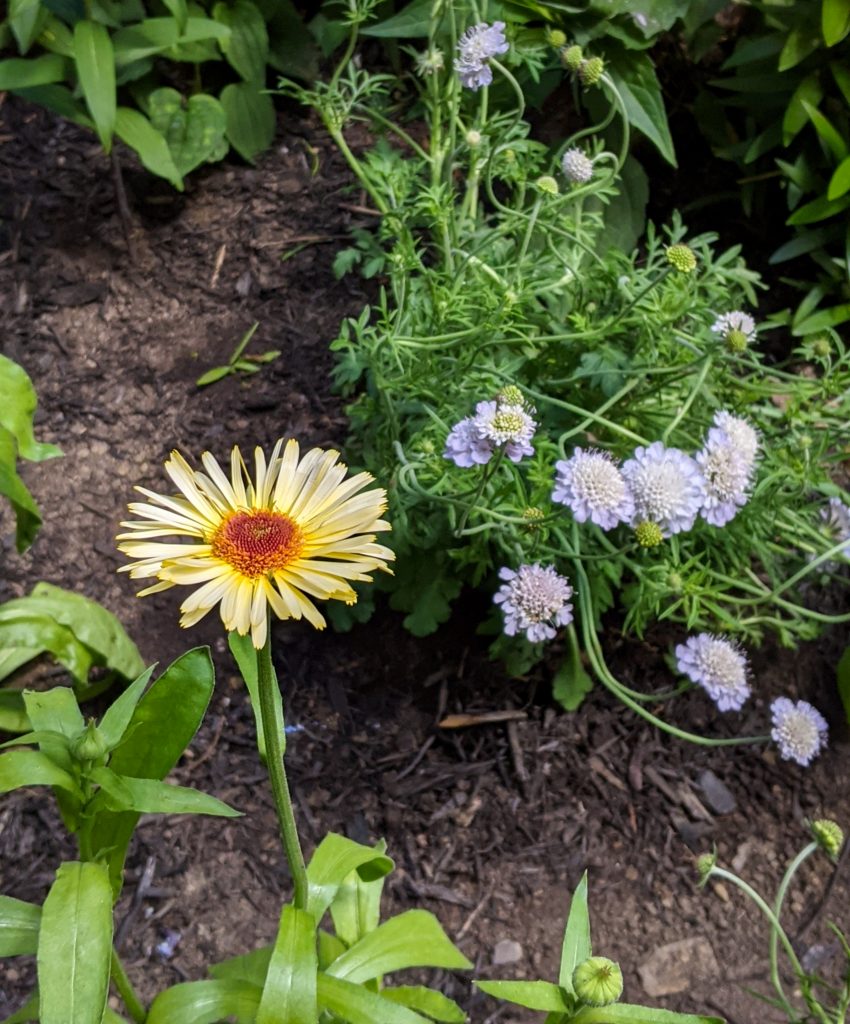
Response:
[769,842,818,1018]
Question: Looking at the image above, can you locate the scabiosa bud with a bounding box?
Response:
[675,633,751,711]
[622,442,705,536]
[561,147,594,185]
[415,46,445,76]
[696,850,717,887]
[547,27,567,47]
[552,448,634,530]
[812,335,831,358]
[454,21,509,90]
[561,44,583,72]
[522,506,546,531]
[537,175,559,195]
[494,564,573,643]
[697,427,754,526]
[572,957,623,1007]
[578,56,604,86]
[771,698,828,767]
[473,399,536,463]
[666,243,697,273]
[810,819,844,859]
[465,129,482,147]
[444,416,494,468]
[635,521,664,547]
[498,385,524,406]
[711,311,757,352]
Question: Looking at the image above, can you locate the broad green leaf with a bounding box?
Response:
[770,226,840,264]
[256,906,318,1024]
[73,20,116,152]
[228,630,282,763]
[552,656,594,712]
[828,154,850,200]
[148,87,228,176]
[572,1005,722,1024]
[0,54,68,90]
[37,862,113,1024]
[209,944,272,985]
[800,99,849,161]
[261,0,318,80]
[329,856,386,948]
[213,0,267,82]
[87,647,215,895]
[89,766,240,817]
[837,645,850,725]
[115,107,184,190]
[720,31,784,70]
[606,51,676,166]
[475,980,571,1012]
[10,0,48,52]
[42,0,86,23]
[2,992,39,1024]
[147,979,261,1024]
[0,615,92,684]
[360,0,431,37]
[787,193,850,225]
[783,74,824,146]
[38,13,75,55]
[220,82,275,162]
[0,895,41,956]
[113,18,180,62]
[318,929,346,969]
[97,665,155,748]
[326,910,472,983]
[317,974,431,1024]
[832,61,850,106]
[306,833,393,922]
[778,25,821,71]
[381,987,466,1023]
[0,729,70,749]
[161,0,188,31]
[792,303,850,335]
[593,154,647,256]
[823,0,850,46]
[0,354,62,462]
[0,749,81,796]
[12,84,92,127]
[559,872,591,993]
[23,686,84,749]
[0,691,30,732]
[0,428,42,553]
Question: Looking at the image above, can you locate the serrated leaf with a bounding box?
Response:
[146,979,261,1024]
[256,906,317,1024]
[0,895,41,956]
[73,20,116,151]
[560,872,591,994]
[475,980,571,1012]
[115,107,183,189]
[213,0,267,81]
[0,54,68,89]
[220,81,275,162]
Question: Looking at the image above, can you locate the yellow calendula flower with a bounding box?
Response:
[117,440,394,648]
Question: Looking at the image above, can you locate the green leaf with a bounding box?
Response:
[0,428,43,553]
[360,0,431,37]
[306,833,394,922]
[213,0,267,81]
[778,25,821,70]
[0,54,68,90]
[837,645,850,725]
[97,665,155,749]
[606,51,676,166]
[787,193,850,225]
[828,155,850,200]
[196,365,232,387]
[147,979,261,1024]
[227,630,282,763]
[148,87,228,176]
[161,0,188,31]
[823,0,850,46]
[0,750,81,797]
[0,691,30,733]
[37,862,113,1024]
[317,974,431,1024]
[326,910,472,983]
[593,154,647,255]
[13,84,92,127]
[262,0,318,80]
[88,648,215,894]
[256,906,318,1024]
[792,303,850,335]
[770,226,840,263]
[10,0,48,53]
[220,81,275,162]
[329,851,386,948]
[89,766,240,817]
[0,615,92,684]
[21,689,86,828]
[475,981,571,1012]
[783,74,824,146]
[552,657,594,712]
[560,872,591,994]
[800,99,849,161]
[380,987,466,1023]
[572,1005,722,1024]
[73,20,116,152]
[115,107,184,190]
[0,354,62,463]
[209,944,272,986]
[113,18,180,63]
[0,895,41,957]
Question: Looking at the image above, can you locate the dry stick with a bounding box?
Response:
[111,150,136,262]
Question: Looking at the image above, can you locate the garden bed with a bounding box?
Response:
[1,95,848,1024]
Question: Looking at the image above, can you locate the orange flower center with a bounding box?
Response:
[211,510,304,578]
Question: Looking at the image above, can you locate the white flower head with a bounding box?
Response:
[561,147,594,185]
[771,698,828,766]
[697,426,754,526]
[621,442,705,536]
[711,311,757,347]
[822,497,850,555]
[552,448,634,530]
[675,633,751,711]
[454,21,509,90]
[474,398,536,463]
[712,411,759,469]
[444,416,494,468]
[494,563,573,643]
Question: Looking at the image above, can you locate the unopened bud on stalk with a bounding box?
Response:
[547,28,567,47]
[725,329,748,353]
[522,507,546,531]
[465,129,482,147]
[635,521,664,548]
[578,56,604,86]
[499,385,524,406]
[812,336,831,358]
[72,720,109,765]
[666,244,697,274]
[810,819,844,860]
[696,849,717,886]
[572,957,623,1006]
[561,44,583,72]
[667,571,684,594]
[536,175,559,196]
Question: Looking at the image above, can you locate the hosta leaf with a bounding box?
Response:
[220,82,275,162]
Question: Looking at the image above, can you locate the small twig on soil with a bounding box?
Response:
[456,883,495,940]
[209,243,226,288]
[394,734,435,783]
[111,150,137,261]
[505,719,529,794]
[337,202,382,217]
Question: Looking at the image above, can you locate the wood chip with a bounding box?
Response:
[439,710,527,728]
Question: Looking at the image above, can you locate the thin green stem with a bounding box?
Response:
[770,843,817,1015]
[111,949,146,1024]
[256,628,309,910]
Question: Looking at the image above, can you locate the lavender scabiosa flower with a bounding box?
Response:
[444,416,494,468]
[552,448,634,530]
[697,427,754,526]
[454,21,509,90]
[675,633,751,711]
[494,564,573,643]
[561,147,594,185]
[771,698,828,766]
[473,399,536,463]
[712,411,759,471]
[622,442,705,536]
[712,311,757,351]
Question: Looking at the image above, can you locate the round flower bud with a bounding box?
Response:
[667,571,684,594]
[666,244,697,274]
[572,957,623,1007]
[725,328,748,353]
[810,819,844,860]
[72,720,110,765]
[561,44,583,72]
[499,385,524,406]
[537,175,559,196]
[547,28,567,47]
[812,335,831,358]
[415,46,445,77]
[635,521,664,548]
[696,850,717,886]
[522,506,546,531]
[578,56,604,87]
[466,129,482,147]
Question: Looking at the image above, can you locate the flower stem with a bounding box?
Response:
[256,629,309,910]
[111,949,146,1024]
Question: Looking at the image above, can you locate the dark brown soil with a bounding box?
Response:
[1,94,849,1024]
